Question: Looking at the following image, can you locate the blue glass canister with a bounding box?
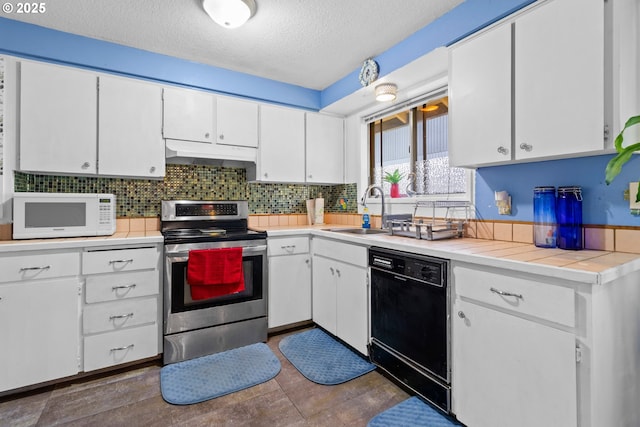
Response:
[556,186,583,250]
[533,186,557,248]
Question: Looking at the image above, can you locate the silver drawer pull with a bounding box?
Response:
[19,265,51,272]
[490,287,523,300]
[109,259,134,264]
[110,344,134,352]
[109,312,134,320]
[112,284,137,291]
[280,245,296,250]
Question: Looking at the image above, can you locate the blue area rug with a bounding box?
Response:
[278,328,375,385]
[160,342,281,405]
[368,397,461,427]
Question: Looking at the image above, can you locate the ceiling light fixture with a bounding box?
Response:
[202,0,257,29]
[375,83,397,102]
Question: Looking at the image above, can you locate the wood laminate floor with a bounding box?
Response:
[0,328,410,426]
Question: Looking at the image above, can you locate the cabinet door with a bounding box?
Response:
[163,87,215,143]
[335,262,368,355]
[311,255,337,334]
[98,76,165,177]
[514,0,604,159]
[258,105,305,182]
[217,96,258,148]
[268,254,311,328]
[305,113,344,184]
[453,299,577,427]
[19,61,97,174]
[449,23,512,167]
[0,278,79,392]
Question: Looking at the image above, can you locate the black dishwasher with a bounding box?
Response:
[369,246,451,413]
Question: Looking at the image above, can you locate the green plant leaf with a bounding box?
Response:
[614,115,640,152]
[383,168,405,184]
[605,142,640,184]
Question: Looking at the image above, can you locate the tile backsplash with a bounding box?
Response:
[14,164,358,217]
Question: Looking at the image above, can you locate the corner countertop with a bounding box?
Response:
[0,231,164,253]
[257,224,640,285]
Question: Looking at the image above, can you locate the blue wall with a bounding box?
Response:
[475,154,640,226]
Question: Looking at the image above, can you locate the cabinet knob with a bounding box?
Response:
[205,132,210,139]
[219,134,224,140]
[305,259,310,265]
[497,146,509,155]
[329,267,335,275]
[308,174,313,179]
[336,269,341,277]
[264,173,268,178]
[81,162,90,169]
[149,166,156,173]
[458,311,466,319]
[519,143,533,152]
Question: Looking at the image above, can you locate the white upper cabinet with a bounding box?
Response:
[216,96,258,148]
[98,76,165,178]
[258,104,306,182]
[514,0,603,160]
[305,113,344,184]
[449,0,605,167]
[19,61,98,174]
[449,23,512,167]
[163,86,215,143]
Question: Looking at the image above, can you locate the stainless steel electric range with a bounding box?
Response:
[161,200,268,365]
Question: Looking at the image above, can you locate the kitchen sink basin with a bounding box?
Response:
[324,228,390,235]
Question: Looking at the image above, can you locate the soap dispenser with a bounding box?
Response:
[362,207,371,229]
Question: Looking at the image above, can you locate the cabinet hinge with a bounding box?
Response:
[604,124,610,141]
[575,344,582,363]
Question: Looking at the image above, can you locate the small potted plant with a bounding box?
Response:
[383,169,405,198]
[605,115,640,201]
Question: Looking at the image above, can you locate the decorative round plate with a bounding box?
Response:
[359,58,379,87]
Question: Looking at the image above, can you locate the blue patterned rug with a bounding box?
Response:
[278,328,375,385]
[368,397,461,427]
[160,342,281,405]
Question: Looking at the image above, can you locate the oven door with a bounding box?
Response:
[164,242,267,335]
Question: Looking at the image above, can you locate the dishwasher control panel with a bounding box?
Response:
[369,247,447,287]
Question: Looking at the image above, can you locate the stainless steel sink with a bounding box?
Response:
[324,228,390,235]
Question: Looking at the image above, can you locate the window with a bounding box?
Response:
[368,94,469,199]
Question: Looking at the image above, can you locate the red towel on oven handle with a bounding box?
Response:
[187,247,245,300]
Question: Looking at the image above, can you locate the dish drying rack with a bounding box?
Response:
[387,200,472,240]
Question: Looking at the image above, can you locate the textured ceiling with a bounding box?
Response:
[5,0,463,90]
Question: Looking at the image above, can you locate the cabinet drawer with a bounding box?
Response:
[0,251,80,283]
[82,247,159,275]
[83,297,158,334]
[454,265,575,327]
[83,323,158,371]
[312,238,367,267]
[268,236,309,256]
[85,270,159,303]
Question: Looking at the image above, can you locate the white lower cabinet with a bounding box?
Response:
[311,238,368,355]
[452,263,578,427]
[0,277,81,392]
[453,299,577,427]
[267,236,311,328]
[81,245,161,372]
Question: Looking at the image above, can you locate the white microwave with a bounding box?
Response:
[13,192,116,239]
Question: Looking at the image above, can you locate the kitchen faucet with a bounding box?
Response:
[361,184,386,229]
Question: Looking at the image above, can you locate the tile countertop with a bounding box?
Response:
[0,231,164,253]
[257,225,640,286]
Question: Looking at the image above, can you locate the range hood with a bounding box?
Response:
[165,139,257,172]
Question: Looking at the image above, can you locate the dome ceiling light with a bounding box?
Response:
[375,83,398,102]
[202,0,257,29]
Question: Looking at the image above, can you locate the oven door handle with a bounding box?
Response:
[241,245,267,256]
[166,245,267,259]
